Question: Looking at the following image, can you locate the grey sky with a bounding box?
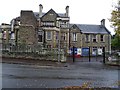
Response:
[0,0,117,34]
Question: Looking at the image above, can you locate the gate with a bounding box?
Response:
[67,47,104,62]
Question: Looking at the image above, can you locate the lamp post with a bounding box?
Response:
[58,19,62,62]
[15,29,18,46]
[69,28,71,54]
[58,25,61,62]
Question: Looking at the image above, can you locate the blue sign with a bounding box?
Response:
[70,47,77,55]
[82,48,89,56]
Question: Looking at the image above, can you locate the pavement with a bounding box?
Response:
[1,56,120,70]
[1,57,68,67]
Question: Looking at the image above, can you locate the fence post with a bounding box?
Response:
[103,47,105,64]
[89,47,91,62]
[73,46,75,62]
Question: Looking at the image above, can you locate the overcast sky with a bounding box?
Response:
[0,0,117,34]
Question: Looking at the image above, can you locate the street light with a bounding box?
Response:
[58,26,61,62]
[58,19,62,62]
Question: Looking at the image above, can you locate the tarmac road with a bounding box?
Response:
[1,58,120,88]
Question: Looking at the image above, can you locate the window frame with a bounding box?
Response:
[38,30,43,42]
[72,32,77,41]
[92,34,97,42]
[61,33,66,41]
[100,34,105,42]
[85,34,90,42]
[46,31,52,40]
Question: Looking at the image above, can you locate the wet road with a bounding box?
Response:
[2,61,120,88]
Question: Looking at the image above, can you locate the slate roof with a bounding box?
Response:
[70,24,111,34]
[57,13,66,17]
[34,12,45,19]
[34,12,67,19]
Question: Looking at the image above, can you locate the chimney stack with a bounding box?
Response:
[39,4,43,17]
[101,19,105,26]
[65,6,69,17]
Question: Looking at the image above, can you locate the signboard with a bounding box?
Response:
[77,48,81,55]
[98,48,103,55]
[92,48,97,56]
[69,47,81,58]
[82,48,89,56]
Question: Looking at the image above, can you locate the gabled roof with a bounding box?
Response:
[70,24,111,34]
[41,9,58,22]
[33,9,67,19]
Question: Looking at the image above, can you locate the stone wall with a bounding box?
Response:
[18,26,37,45]
[19,10,38,45]
[20,10,37,26]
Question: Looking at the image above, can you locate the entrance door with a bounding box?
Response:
[92,47,97,56]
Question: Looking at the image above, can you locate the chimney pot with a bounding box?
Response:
[65,6,69,17]
[101,19,105,26]
[39,4,43,17]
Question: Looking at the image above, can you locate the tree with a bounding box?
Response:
[110,0,120,36]
[110,0,120,50]
[111,34,120,50]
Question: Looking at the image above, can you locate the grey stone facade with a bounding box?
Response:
[0,4,111,55]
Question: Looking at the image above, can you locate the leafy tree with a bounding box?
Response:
[111,34,120,50]
[110,0,120,50]
[110,0,120,36]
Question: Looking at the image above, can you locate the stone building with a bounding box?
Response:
[0,23,11,44]
[0,23,17,45]
[10,4,70,51]
[0,4,111,56]
[70,19,111,56]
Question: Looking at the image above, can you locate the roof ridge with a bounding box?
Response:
[70,23,100,26]
[70,23,110,34]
